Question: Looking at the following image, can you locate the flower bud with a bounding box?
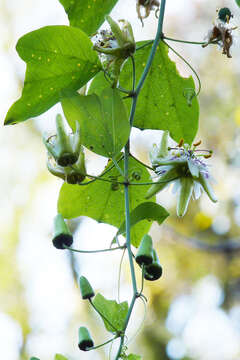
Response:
[78,327,94,351]
[52,214,73,249]
[79,276,95,300]
[135,234,154,266]
[144,249,163,281]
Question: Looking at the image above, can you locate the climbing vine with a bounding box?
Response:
[4,1,239,359]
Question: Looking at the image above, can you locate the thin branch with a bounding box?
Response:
[166,226,240,254]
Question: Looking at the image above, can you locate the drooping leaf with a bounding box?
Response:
[62,88,130,158]
[92,293,128,334]
[89,41,199,144]
[117,202,169,239]
[58,0,118,35]
[4,26,101,125]
[58,156,154,247]
[55,355,69,360]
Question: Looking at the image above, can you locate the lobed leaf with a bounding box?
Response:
[92,293,128,334]
[4,26,101,125]
[58,0,118,35]
[62,88,130,158]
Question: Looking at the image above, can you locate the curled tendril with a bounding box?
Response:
[163,40,202,106]
[183,88,197,107]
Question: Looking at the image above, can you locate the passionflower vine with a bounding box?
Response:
[136,0,160,26]
[93,16,135,87]
[202,7,237,58]
[146,131,217,217]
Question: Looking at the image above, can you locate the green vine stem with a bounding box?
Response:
[115,0,167,358]
[63,244,125,254]
[163,35,219,46]
[86,336,117,351]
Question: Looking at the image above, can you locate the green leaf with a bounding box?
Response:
[62,88,130,158]
[89,41,199,144]
[117,202,169,239]
[5,26,101,125]
[54,355,68,360]
[236,0,240,7]
[92,293,128,333]
[58,0,118,35]
[121,41,199,144]
[30,358,41,360]
[58,156,154,247]
[127,355,142,360]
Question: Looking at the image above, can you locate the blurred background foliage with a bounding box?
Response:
[1,0,240,359]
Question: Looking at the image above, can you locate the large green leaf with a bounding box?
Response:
[58,157,154,247]
[58,0,118,35]
[4,26,101,125]
[121,41,199,144]
[89,41,199,144]
[62,88,130,158]
[92,293,128,334]
[117,202,169,239]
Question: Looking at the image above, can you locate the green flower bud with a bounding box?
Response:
[67,149,86,184]
[177,177,194,217]
[78,327,94,351]
[144,249,163,281]
[52,214,73,249]
[135,234,154,266]
[146,166,180,199]
[79,276,95,300]
[30,358,40,360]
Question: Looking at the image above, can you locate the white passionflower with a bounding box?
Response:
[146,132,217,217]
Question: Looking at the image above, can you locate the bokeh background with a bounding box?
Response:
[1,0,240,359]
